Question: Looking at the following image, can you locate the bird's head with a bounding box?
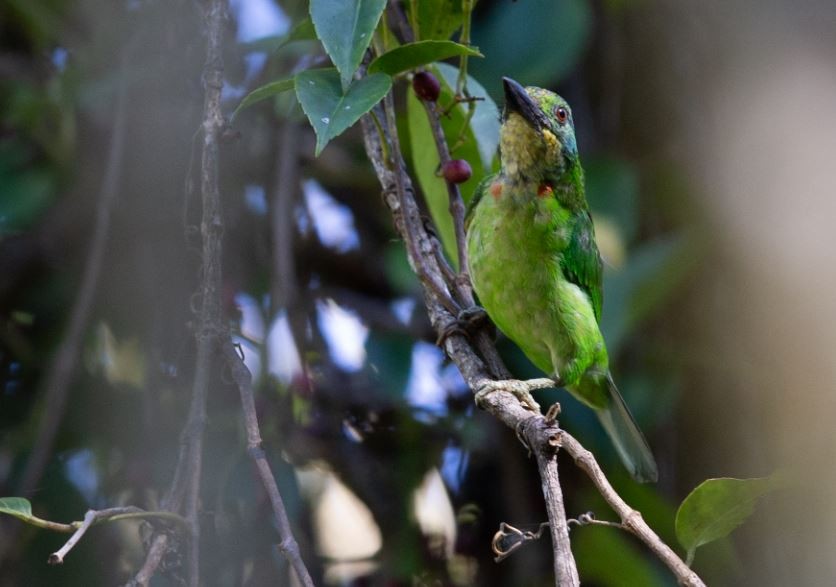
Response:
[499,77,578,181]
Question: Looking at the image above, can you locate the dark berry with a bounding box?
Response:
[412,71,441,102]
[442,159,472,184]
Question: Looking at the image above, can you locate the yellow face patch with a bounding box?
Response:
[499,114,542,177]
[542,129,560,158]
[500,114,563,179]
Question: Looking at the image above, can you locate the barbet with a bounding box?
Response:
[466,78,658,482]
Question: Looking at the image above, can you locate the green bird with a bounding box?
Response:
[466,78,658,482]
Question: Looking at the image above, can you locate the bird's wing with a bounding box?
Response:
[560,210,604,321]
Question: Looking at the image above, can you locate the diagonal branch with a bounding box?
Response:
[48,508,188,566]
[222,340,315,587]
[560,432,705,587]
[360,105,579,587]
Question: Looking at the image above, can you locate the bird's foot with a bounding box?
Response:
[474,378,556,413]
[436,305,492,346]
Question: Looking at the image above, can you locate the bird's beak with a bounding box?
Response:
[502,77,550,132]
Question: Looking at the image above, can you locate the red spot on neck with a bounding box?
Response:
[537,183,554,198]
[490,182,503,199]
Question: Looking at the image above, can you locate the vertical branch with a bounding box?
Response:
[422,100,470,278]
[179,1,227,585]
[270,122,300,313]
[522,419,580,586]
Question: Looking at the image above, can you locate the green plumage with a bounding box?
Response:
[466,79,658,482]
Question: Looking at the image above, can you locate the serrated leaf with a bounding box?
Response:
[676,476,779,565]
[231,78,295,121]
[295,68,391,156]
[0,497,34,523]
[407,64,498,265]
[367,41,482,77]
[310,0,387,89]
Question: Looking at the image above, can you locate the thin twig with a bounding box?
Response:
[222,340,315,587]
[131,535,170,587]
[567,511,624,530]
[47,508,188,565]
[421,100,470,275]
[560,432,705,587]
[491,521,550,562]
[270,122,300,314]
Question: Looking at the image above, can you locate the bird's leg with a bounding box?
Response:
[474,378,556,413]
[436,305,493,346]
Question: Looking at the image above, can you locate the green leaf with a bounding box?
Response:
[276,16,316,51]
[295,68,391,156]
[413,0,468,41]
[367,41,482,77]
[309,0,387,89]
[0,497,34,523]
[676,476,780,565]
[231,78,295,121]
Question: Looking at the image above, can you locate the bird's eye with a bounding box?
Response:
[555,106,568,124]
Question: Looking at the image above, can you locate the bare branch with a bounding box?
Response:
[180,1,228,585]
[360,105,579,587]
[561,432,706,587]
[222,340,315,587]
[420,99,470,275]
[48,507,187,565]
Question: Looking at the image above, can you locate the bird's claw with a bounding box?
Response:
[436,305,492,346]
[474,378,556,413]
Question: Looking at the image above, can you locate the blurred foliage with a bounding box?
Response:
[0,0,797,585]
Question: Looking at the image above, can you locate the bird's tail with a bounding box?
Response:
[594,374,658,483]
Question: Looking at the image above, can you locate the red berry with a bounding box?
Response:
[412,71,441,102]
[442,159,472,184]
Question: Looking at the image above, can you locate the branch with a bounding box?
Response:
[359,44,706,585]
[420,99,469,274]
[181,1,227,585]
[132,2,227,584]
[48,508,188,565]
[222,340,315,587]
[561,432,705,587]
[359,105,579,587]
